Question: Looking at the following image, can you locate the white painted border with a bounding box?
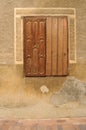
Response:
[14,8,76,64]
[14,8,16,64]
[15,7,75,9]
[74,9,77,63]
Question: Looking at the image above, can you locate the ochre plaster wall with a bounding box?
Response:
[0,0,86,111]
[0,0,86,64]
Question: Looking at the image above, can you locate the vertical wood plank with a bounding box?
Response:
[39,21,45,37]
[63,17,68,75]
[25,21,32,35]
[39,57,45,75]
[32,21,39,75]
[46,17,52,76]
[51,17,58,75]
[39,20,46,76]
[32,48,39,75]
[32,21,38,44]
[57,17,63,75]
[23,18,33,76]
[26,57,31,75]
[23,18,26,75]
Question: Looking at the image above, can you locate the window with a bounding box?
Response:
[23,16,68,77]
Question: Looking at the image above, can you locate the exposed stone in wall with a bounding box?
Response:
[51,77,86,106]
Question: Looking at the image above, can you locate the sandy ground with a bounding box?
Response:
[0,64,86,119]
[0,100,86,119]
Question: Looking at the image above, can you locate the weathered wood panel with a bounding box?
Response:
[57,17,64,75]
[46,17,52,76]
[51,17,58,76]
[46,17,68,76]
[38,20,46,76]
[57,17,68,76]
[62,17,68,75]
[24,16,68,77]
[23,17,46,76]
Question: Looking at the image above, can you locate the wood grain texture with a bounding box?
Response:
[51,17,58,75]
[23,17,46,76]
[62,17,68,75]
[57,17,63,75]
[38,20,46,76]
[23,18,33,76]
[24,16,68,77]
[46,17,52,76]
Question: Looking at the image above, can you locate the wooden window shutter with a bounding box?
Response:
[23,16,68,77]
[23,17,46,76]
[46,17,68,76]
